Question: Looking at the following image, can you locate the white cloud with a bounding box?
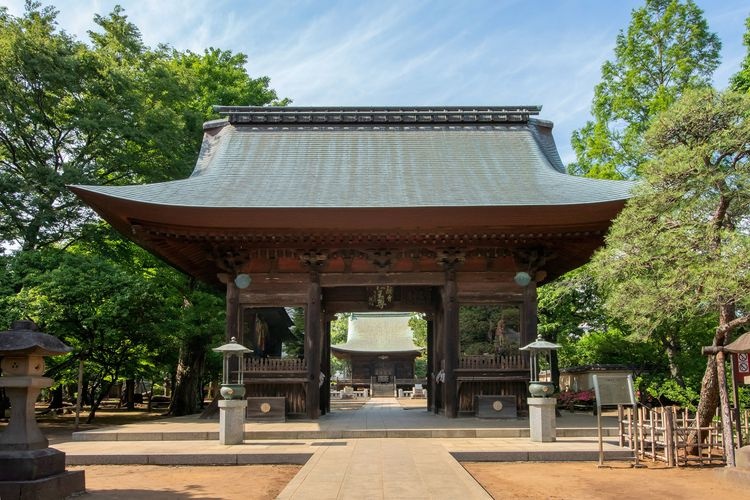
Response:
[5,0,749,163]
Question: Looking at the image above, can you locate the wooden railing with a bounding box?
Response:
[243,357,307,373]
[459,353,528,370]
[618,406,741,466]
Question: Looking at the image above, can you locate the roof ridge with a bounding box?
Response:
[213,106,541,126]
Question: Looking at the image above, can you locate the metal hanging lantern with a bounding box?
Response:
[520,334,561,397]
[213,337,251,400]
[514,271,532,287]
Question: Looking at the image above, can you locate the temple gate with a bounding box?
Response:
[71,106,633,419]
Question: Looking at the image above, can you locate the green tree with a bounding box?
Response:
[731,15,750,93]
[591,88,750,443]
[0,4,188,250]
[6,247,170,422]
[0,2,288,417]
[459,306,519,355]
[570,0,720,180]
[329,313,350,379]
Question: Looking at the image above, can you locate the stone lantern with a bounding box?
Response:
[0,320,85,499]
[213,337,251,445]
[520,334,561,443]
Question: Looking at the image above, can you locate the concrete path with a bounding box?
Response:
[277,438,492,500]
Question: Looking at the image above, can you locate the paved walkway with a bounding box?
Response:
[55,399,632,499]
[70,398,618,441]
[277,438,492,500]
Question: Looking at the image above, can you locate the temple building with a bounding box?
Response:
[70,106,634,419]
[332,312,422,383]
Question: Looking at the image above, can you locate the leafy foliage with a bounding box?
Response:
[592,89,750,335]
[731,15,750,93]
[459,305,519,355]
[592,88,750,429]
[569,0,720,179]
[0,2,287,418]
[4,246,168,420]
[0,3,287,251]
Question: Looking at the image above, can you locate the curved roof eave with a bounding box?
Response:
[68,184,632,234]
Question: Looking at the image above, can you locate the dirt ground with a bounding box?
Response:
[69,461,747,499]
[464,461,746,500]
[68,464,300,499]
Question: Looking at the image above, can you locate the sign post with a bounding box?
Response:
[592,374,638,467]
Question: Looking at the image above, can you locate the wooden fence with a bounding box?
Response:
[243,357,306,373]
[619,406,750,467]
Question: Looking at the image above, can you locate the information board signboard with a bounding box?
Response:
[592,374,637,467]
[592,374,636,407]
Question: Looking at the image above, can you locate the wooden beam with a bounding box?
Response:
[321,272,444,287]
[239,292,307,307]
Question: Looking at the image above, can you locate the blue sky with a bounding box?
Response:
[5,0,749,163]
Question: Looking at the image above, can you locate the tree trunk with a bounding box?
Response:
[662,335,684,387]
[550,349,560,392]
[169,335,208,416]
[687,355,719,454]
[86,379,115,424]
[687,303,734,454]
[41,385,64,415]
[124,378,135,410]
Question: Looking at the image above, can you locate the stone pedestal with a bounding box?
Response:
[0,321,86,499]
[528,397,557,442]
[219,399,247,445]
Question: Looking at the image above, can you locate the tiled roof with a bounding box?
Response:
[331,312,421,354]
[70,107,634,209]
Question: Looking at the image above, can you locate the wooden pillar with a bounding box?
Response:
[426,317,435,412]
[321,318,332,415]
[442,270,459,418]
[305,274,322,419]
[222,277,242,382]
[224,279,240,342]
[433,305,444,415]
[242,309,257,352]
[521,281,538,347]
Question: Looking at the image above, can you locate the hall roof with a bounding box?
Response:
[331,312,421,355]
[68,106,635,289]
[71,106,632,213]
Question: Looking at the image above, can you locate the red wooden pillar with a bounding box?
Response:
[305,274,322,419]
[442,270,459,418]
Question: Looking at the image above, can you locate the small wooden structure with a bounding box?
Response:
[71,106,633,419]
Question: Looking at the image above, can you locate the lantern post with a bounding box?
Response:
[521,334,561,442]
[213,337,251,445]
